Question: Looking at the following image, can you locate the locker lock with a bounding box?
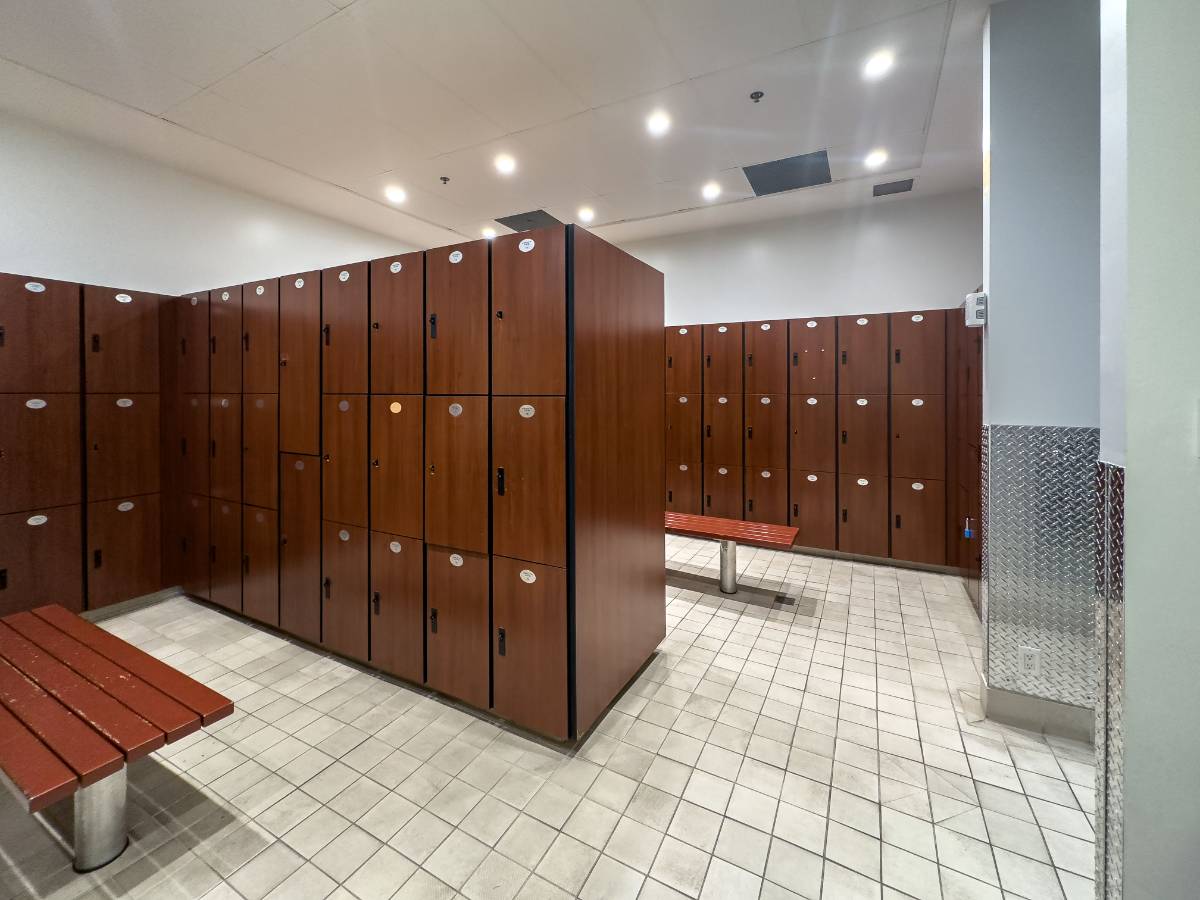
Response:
[372,592,381,614]
[429,608,439,633]
[497,627,507,656]
[322,577,331,599]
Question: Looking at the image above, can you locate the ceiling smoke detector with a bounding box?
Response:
[750,91,764,103]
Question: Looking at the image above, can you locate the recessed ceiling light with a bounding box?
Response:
[646,109,671,137]
[864,149,889,169]
[482,226,497,239]
[701,181,721,201]
[862,49,895,81]
[384,185,407,204]
[578,206,595,223]
[493,154,516,175]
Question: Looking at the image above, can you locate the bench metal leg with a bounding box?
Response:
[73,768,127,872]
[719,540,737,594]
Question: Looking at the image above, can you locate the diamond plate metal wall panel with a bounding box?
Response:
[983,425,1098,707]
[1094,463,1108,900]
[1104,464,1125,900]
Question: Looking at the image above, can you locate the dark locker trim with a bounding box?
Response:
[565,224,577,739]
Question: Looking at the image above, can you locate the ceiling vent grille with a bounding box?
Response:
[742,150,832,196]
[494,209,562,232]
[873,178,915,197]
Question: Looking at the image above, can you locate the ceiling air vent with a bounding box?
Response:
[494,209,562,232]
[873,178,914,197]
[742,150,831,196]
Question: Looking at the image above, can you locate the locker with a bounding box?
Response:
[789,394,836,473]
[322,262,369,394]
[744,320,787,394]
[180,395,209,496]
[492,396,567,568]
[209,286,242,394]
[160,475,184,591]
[837,314,888,395]
[426,240,489,395]
[280,454,321,644]
[665,394,701,463]
[838,394,887,477]
[744,394,786,469]
[178,292,209,394]
[892,478,946,566]
[424,396,489,553]
[322,522,369,662]
[666,463,701,514]
[243,279,279,394]
[87,494,161,610]
[838,475,888,558]
[369,531,423,683]
[370,395,423,539]
[0,505,82,616]
[210,500,242,613]
[665,325,701,393]
[890,309,946,395]
[370,253,424,395]
[0,394,80,514]
[493,556,568,739]
[180,494,209,601]
[279,272,320,454]
[243,506,279,627]
[892,394,946,480]
[703,465,743,519]
[703,394,743,467]
[492,227,566,395]
[322,395,368,527]
[243,394,279,510]
[745,468,788,525]
[87,394,160,502]
[789,317,836,395]
[702,323,743,394]
[425,545,489,709]
[209,395,241,502]
[0,273,79,393]
[84,286,159,393]
[790,471,836,551]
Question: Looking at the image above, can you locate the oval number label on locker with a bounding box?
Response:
[718,467,728,475]
[220,292,229,302]
[857,478,869,486]
[856,398,868,406]
[190,398,199,407]
[449,250,463,264]
[390,261,403,274]
[27,514,48,526]
[679,464,688,471]
[255,398,265,409]
[520,569,536,584]
[807,397,818,405]
[678,328,688,335]
[449,403,463,417]
[338,400,350,412]
[718,325,728,333]
[519,404,535,418]
[912,398,925,407]
[389,541,402,554]
[912,314,924,322]
[339,270,350,282]
[678,397,687,404]
[220,398,229,408]
[116,293,133,304]
[339,529,351,542]
[912,482,925,491]
[718,397,728,404]
[760,397,771,405]
[449,553,464,567]
[806,320,817,328]
[117,398,133,408]
[807,474,818,482]
[856,317,868,325]
[760,323,771,331]
[294,459,305,470]
[294,278,305,288]
[519,238,535,253]
[117,501,135,512]
[256,285,265,296]
[255,511,266,523]
[389,401,403,414]
[25,398,47,409]
[761,471,771,478]
[25,281,46,293]
[190,296,199,306]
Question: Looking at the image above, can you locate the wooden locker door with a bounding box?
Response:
[789,317,836,395]
[0,395,80,514]
[322,522,369,662]
[178,293,209,394]
[0,273,79,392]
[243,394,278,510]
[425,546,489,710]
[424,396,489,553]
[745,468,788,525]
[666,463,701,514]
[369,532,423,683]
[744,320,787,394]
[210,500,242,612]
[0,505,83,616]
[322,395,368,527]
[892,478,946,565]
[890,309,946,395]
[280,272,320,454]
[703,394,743,466]
[702,323,743,394]
[703,465,743,519]
[492,227,566,395]
[242,506,279,626]
[744,394,786,468]
[280,454,321,644]
[322,263,368,394]
[492,397,566,568]
[243,279,279,394]
[181,395,209,496]
[370,253,424,395]
[370,396,423,539]
[838,475,888,558]
[790,471,836,551]
[838,394,887,476]
[665,394,701,462]
[892,394,946,480]
[210,395,241,502]
[210,286,242,394]
[426,240,489,395]
[181,494,209,601]
[837,314,888,394]
[87,394,160,502]
[493,556,567,739]
[665,325,701,393]
[87,494,161,609]
[789,394,836,473]
[84,286,159,393]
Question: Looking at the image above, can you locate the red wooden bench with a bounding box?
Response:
[0,604,233,871]
[665,512,798,594]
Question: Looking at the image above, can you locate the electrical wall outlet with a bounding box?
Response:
[1019,646,1042,677]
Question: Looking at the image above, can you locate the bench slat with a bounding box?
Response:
[0,703,78,813]
[0,622,164,761]
[4,611,200,744]
[665,512,798,550]
[32,605,234,726]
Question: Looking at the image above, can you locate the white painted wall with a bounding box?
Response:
[0,113,410,296]
[621,190,982,326]
[1099,0,1127,465]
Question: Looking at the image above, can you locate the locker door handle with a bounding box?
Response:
[243,554,250,575]
[841,431,847,445]
[747,353,754,367]
[497,627,506,657]
[428,313,438,339]
[372,458,381,468]
[91,334,101,353]
[322,577,331,600]
[496,467,506,496]
[667,355,673,369]
[705,425,711,438]
[210,335,216,355]
[279,355,288,367]
[840,351,847,365]
[0,326,5,348]
[667,490,673,502]
[841,509,848,523]
[0,568,6,590]
[372,591,381,615]
[747,499,754,512]
[243,332,250,352]
[371,321,381,331]
[791,352,798,366]
[209,545,216,563]
[705,494,712,508]
[180,337,187,357]
[495,309,504,320]
[895,349,901,364]
[181,437,187,457]
[747,427,753,439]
[792,503,799,517]
[323,454,331,462]
[705,354,711,367]
[322,324,331,346]
[429,608,438,634]
[93,550,102,569]
[895,515,902,529]
[210,440,217,458]
[181,537,188,554]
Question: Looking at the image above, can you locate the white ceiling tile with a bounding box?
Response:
[345,171,472,228]
[825,130,926,181]
[185,0,338,53]
[599,168,756,223]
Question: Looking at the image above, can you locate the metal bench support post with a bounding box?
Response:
[719,540,737,594]
[73,768,127,872]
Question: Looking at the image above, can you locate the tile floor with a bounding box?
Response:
[1,537,1096,900]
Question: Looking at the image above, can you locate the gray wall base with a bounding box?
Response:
[982,680,1094,745]
[81,587,182,622]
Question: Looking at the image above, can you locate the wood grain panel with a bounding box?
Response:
[243,506,279,626]
[322,395,368,527]
[665,394,701,463]
[84,286,159,393]
[369,531,423,683]
[492,396,566,568]
[0,505,82,616]
[790,470,836,551]
[426,240,488,395]
[837,313,887,395]
[87,394,159,502]
[744,394,786,469]
[322,262,369,394]
[209,286,241,394]
[424,545,489,710]
[704,466,743,519]
[322,521,369,662]
[789,316,836,394]
[890,309,946,395]
[892,478,946,566]
[424,395,489,554]
[702,322,743,394]
[702,393,743,467]
[280,455,321,644]
[370,395,423,539]
[892,394,946,481]
[178,292,209,394]
[789,394,836,473]
[180,494,209,601]
[279,272,320,454]
[370,253,424,395]
[0,273,80,393]
[744,320,787,394]
[665,462,701,514]
[243,279,279,393]
[744,467,787,526]
[838,394,887,477]
[664,325,701,393]
[209,500,241,613]
[837,474,888,558]
[243,394,278,510]
[87,494,161,609]
[209,395,241,502]
[492,227,566,395]
[180,395,209,497]
[0,394,80,514]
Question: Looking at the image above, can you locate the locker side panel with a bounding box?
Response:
[425,545,489,710]
[426,241,489,395]
[744,394,786,469]
[86,394,160,502]
[790,471,836,551]
[370,253,425,395]
[210,500,242,613]
[209,286,242,394]
[789,394,836,473]
[424,396,489,553]
[665,394,701,463]
[322,262,369,394]
[492,396,566,569]
[789,316,836,395]
[369,531,423,684]
[744,468,788,525]
[280,454,321,644]
[491,227,566,395]
[838,475,888,558]
[370,395,423,539]
[243,279,279,394]
[0,505,83,615]
[243,506,279,626]
[664,325,701,393]
[744,320,787,394]
[0,273,80,393]
[837,314,887,394]
[243,394,279,510]
[279,272,321,455]
[322,395,368,528]
[322,521,369,662]
[0,395,81,514]
[87,494,161,609]
[665,463,702,514]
